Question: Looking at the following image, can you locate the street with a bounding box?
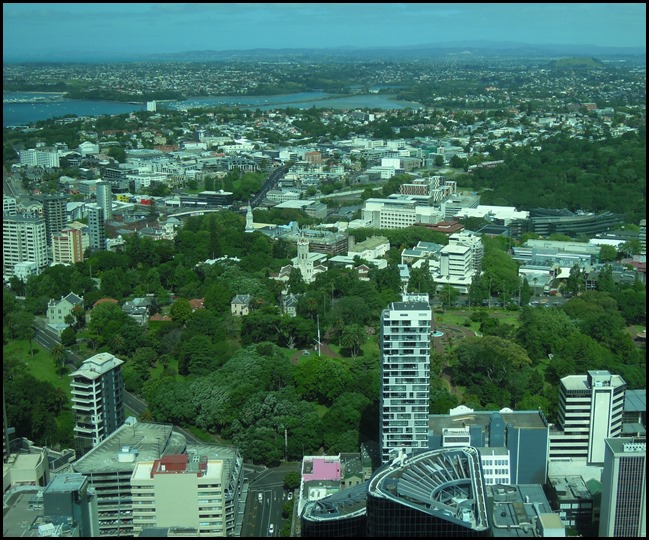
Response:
[241,462,299,537]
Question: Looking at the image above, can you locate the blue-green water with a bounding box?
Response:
[3,91,422,127]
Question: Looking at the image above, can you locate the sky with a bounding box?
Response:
[3,3,646,61]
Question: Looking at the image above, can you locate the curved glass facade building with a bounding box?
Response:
[366,447,489,537]
[300,482,368,537]
[300,447,490,537]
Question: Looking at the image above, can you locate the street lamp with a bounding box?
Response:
[279,425,288,462]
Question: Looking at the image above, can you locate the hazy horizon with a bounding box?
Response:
[3,3,646,62]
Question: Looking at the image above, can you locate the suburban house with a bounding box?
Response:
[122,297,154,326]
[231,294,253,317]
[47,292,84,335]
[281,293,301,317]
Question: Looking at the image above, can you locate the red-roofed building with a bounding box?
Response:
[189,298,205,310]
[153,145,179,153]
[627,260,646,284]
[416,220,465,235]
[93,298,119,308]
[149,313,172,322]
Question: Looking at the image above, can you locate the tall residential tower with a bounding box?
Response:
[87,203,106,252]
[95,181,113,222]
[41,193,68,247]
[3,213,49,277]
[70,353,125,456]
[379,293,432,463]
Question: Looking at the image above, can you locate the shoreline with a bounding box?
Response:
[5,90,422,107]
[3,91,67,95]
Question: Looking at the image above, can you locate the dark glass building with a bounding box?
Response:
[528,209,623,238]
[40,193,68,247]
[300,482,368,537]
[301,447,490,537]
[366,447,490,537]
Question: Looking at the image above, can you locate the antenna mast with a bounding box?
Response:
[315,314,322,357]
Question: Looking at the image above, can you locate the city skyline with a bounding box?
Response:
[3,3,646,62]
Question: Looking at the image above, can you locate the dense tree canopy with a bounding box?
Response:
[467,131,646,224]
[450,336,538,409]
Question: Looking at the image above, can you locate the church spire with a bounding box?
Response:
[245,201,254,233]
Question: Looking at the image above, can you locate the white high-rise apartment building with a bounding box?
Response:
[87,204,106,252]
[439,243,473,280]
[71,419,245,538]
[95,181,113,221]
[380,293,432,463]
[550,370,626,464]
[3,195,17,215]
[19,148,60,168]
[3,213,48,277]
[70,353,125,456]
[599,438,646,537]
[361,198,443,229]
[131,453,231,536]
[448,231,484,273]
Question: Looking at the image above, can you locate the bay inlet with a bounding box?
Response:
[3,91,422,127]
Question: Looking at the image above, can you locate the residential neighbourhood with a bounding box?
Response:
[3,25,646,539]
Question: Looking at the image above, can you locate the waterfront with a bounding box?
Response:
[174,92,423,112]
[3,91,422,127]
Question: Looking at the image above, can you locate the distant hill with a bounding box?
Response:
[547,57,605,69]
[144,42,645,63]
[4,41,645,64]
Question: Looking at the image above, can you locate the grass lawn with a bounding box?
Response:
[435,312,480,331]
[4,340,72,398]
[149,357,183,381]
[313,403,329,419]
[187,425,217,442]
[320,337,380,360]
[280,347,300,362]
[438,308,522,330]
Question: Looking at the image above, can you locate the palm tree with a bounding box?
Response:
[333,317,346,346]
[64,313,76,328]
[50,343,68,378]
[72,305,86,329]
[26,326,36,357]
[111,334,126,355]
[305,297,318,320]
[86,329,101,352]
[341,324,366,358]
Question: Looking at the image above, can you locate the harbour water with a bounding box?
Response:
[3,91,422,127]
[3,92,145,127]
